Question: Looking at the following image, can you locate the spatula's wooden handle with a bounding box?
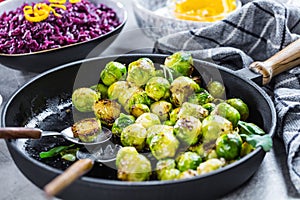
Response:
[0,127,41,139]
[249,38,300,85]
[44,158,94,197]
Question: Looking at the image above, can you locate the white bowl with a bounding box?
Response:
[132,0,241,40]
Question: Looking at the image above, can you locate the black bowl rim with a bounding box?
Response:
[1,54,277,187]
[0,0,128,56]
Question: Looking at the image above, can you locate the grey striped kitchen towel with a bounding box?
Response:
[154,0,300,193]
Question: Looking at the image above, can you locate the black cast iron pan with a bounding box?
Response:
[2,39,300,200]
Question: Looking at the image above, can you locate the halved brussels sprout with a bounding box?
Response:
[100,61,127,86]
[127,58,155,87]
[121,123,147,151]
[71,118,102,142]
[145,77,170,101]
[164,52,194,77]
[174,115,202,146]
[112,113,135,137]
[72,87,100,112]
[93,99,121,127]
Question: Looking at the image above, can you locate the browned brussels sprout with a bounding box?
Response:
[72,87,100,112]
[197,158,225,175]
[107,81,130,100]
[177,102,209,121]
[93,99,121,127]
[130,104,150,118]
[156,159,176,180]
[71,118,102,142]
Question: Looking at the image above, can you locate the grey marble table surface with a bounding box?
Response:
[1,0,300,199]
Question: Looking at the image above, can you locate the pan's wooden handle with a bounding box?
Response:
[0,127,41,139]
[249,38,300,85]
[44,158,94,197]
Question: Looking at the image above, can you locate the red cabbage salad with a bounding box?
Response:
[0,0,121,54]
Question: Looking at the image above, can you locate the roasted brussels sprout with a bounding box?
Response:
[156,159,176,180]
[174,116,202,146]
[127,58,155,87]
[201,115,233,150]
[93,99,121,127]
[170,76,201,107]
[177,169,198,180]
[72,87,100,112]
[240,142,255,157]
[188,89,214,105]
[197,158,225,175]
[107,81,130,100]
[135,113,161,129]
[90,83,108,99]
[121,123,147,151]
[211,102,240,127]
[207,81,226,99]
[146,125,174,146]
[130,104,150,118]
[177,102,209,121]
[150,101,173,121]
[116,147,151,181]
[226,98,249,121]
[112,113,135,137]
[100,61,127,86]
[160,169,180,180]
[71,118,102,142]
[176,152,202,172]
[216,132,243,160]
[149,130,179,160]
[164,51,194,77]
[145,77,170,101]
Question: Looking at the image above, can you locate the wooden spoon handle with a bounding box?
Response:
[249,38,300,85]
[0,127,41,139]
[44,158,94,197]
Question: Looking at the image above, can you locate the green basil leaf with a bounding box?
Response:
[39,144,75,159]
[238,121,265,135]
[240,134,272,152]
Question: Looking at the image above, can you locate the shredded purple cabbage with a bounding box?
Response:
[0,0,121,54]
